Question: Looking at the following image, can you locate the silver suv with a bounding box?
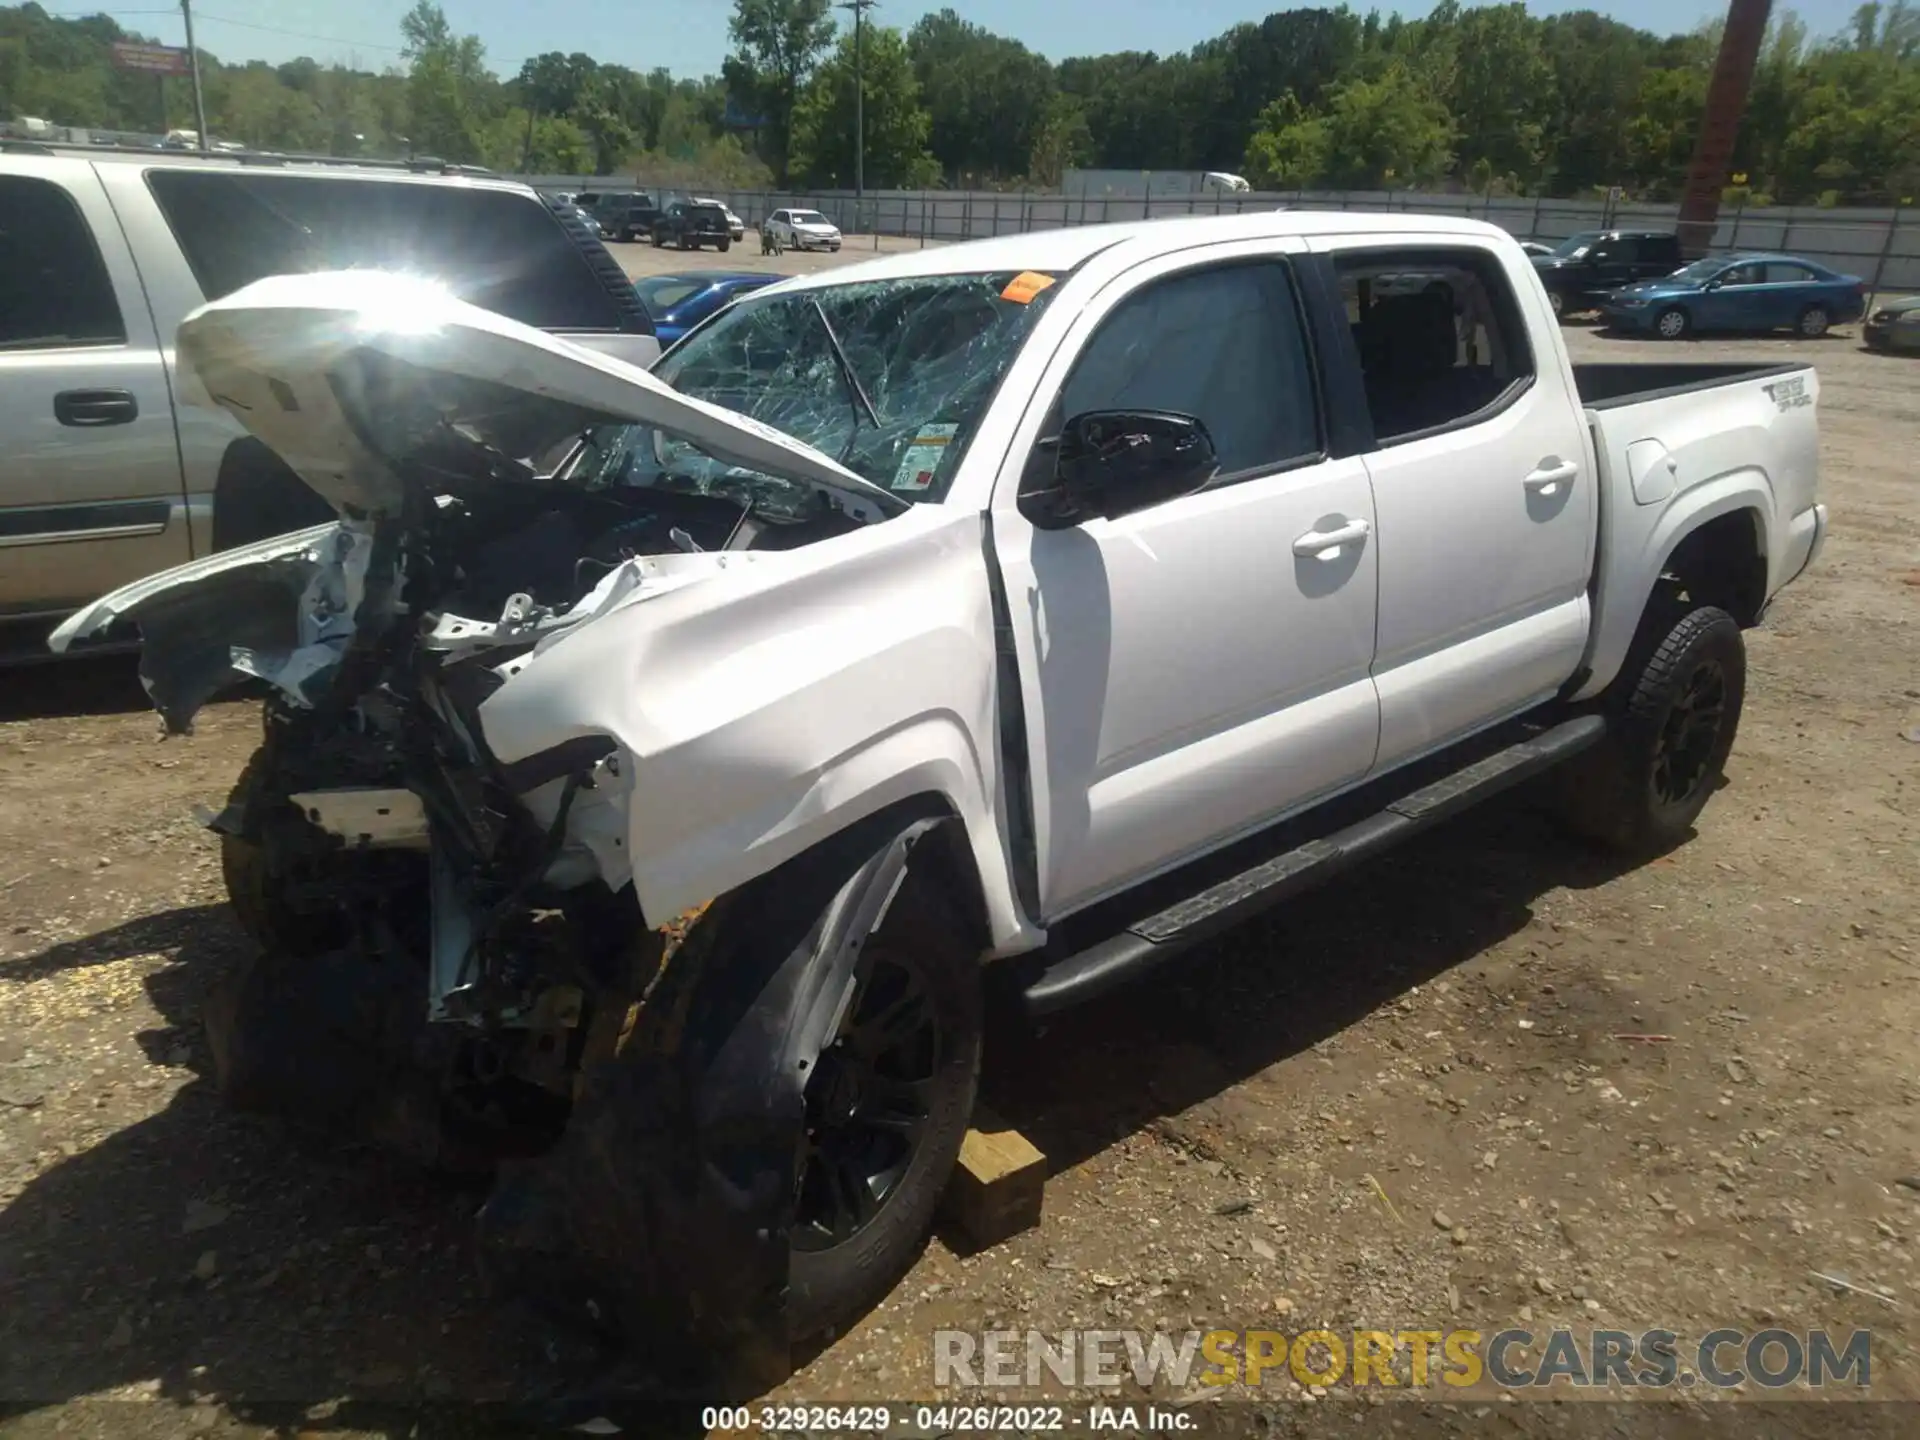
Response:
[0,144,658,661]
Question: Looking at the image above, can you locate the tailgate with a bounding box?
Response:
[1579,363,1822,697]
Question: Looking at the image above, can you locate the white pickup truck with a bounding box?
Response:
[55,213,1826,1384]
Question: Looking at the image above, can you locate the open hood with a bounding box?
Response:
[172,270,906,523]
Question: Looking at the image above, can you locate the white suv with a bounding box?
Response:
[765,207,842,252]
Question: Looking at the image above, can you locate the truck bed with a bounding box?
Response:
[1572,356,1823,707]
[1572,360,1808,409]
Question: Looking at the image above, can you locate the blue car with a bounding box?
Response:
[1600,252,1867,341]
[635,271,778,347]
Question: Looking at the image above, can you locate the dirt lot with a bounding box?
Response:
[1,241,1917,1435]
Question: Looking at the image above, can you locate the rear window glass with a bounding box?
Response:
[146,171,625,332]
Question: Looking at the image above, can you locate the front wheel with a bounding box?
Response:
[1798,304,1831,338]
[1654,306,1691,340]
[1548,290,1565,319]
[787,869,980,1337]
[1550,605,1746,855]
[718,237,731,252]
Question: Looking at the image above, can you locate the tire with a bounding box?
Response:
[219,745,332,958]
[786,868,981,1338]
[1798,304,1831,338]
[1654,306,1691,340]
[718,237,731,253]
[210,439,335,552]
[1548,289,1565,318]
[650,230,664,248]
[1551,605,1746,855]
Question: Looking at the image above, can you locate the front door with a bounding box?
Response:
[991,245,1382,918]
[0,170,187,619]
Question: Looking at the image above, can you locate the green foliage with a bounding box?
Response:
[790,24,938,188]
[3,0,1917,202]
[1247,62,1453,189]
[723,0,837,183]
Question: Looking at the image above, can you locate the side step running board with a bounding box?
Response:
[1020,714,1607,1015]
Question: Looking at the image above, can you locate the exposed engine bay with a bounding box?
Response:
[203,415,870,1164]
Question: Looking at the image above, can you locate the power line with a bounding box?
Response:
[191,11,403,53]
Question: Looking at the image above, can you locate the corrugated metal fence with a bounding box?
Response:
[529,179,1920,297]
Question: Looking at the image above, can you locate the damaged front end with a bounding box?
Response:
[52,272,934,1394]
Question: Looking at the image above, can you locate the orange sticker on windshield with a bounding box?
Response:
[1001,271,1056,304]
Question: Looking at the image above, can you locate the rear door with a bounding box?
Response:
[0,166,188,619]
[1316,236,1594,770]
[1631,235,1682,283]
[1582,236,1638,297]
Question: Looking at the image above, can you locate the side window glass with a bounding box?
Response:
[1767,263,1813,284]
[1054,261,1319,479]
[0,176,127,350]
[1334,248,1535,445]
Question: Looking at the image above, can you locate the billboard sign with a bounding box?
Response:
[111,42,192,77]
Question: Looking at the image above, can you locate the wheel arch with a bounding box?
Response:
[210,436,336,552]
[1575,487,1771,701]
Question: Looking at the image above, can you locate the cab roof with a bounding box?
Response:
[765,210,1521,291]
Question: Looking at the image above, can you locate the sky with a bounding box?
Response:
[61,0,1870,81]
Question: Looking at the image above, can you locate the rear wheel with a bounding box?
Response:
[1654,306,1691,340]
[1551,605,1745,855]
[1798,304,1831,338]
[1548,290,1566,318]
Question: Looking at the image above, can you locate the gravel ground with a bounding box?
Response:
[1,242,1916,1436]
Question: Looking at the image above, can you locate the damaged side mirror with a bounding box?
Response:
[1020,409,1220,530]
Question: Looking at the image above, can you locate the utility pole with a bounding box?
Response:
[837,0,877,215]
[180,0,210,152]
[1674,0,1772,258]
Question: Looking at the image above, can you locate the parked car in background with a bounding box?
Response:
[633,270,777,345]
[0,146,657,662]
[1864,294,1920,352]
[578,190,660,242]
[765,207,842,252]
[1531,229,1684,317]
[694,196,746,242]
[651,200,734,252]
[1600,252,1867,340]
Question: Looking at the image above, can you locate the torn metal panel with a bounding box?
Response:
[287,788,429,849]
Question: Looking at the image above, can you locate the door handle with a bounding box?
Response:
[1292,517,1371,558]
[54,389,139,427]
[1524,460,1579,494]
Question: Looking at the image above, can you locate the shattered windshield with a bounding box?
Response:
[571,270,1064,515]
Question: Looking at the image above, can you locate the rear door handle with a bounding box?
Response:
[54,389,139,427]
[1292,517,1371,558]
[1524,460,1579,494]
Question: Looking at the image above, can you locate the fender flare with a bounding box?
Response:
[1576,478,1772,701]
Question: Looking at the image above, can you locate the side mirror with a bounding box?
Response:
[1021,410,1219,530]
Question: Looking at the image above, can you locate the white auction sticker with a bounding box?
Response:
[892,423,960,492]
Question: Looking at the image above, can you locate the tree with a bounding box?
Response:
[1246,61,1454,190]
[1432,3,1556,187]
[1027,94,1093,187]
[399,1,493,163]
[723,0,836,184]
[790,23,937,188]
[907,9,1053,182]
